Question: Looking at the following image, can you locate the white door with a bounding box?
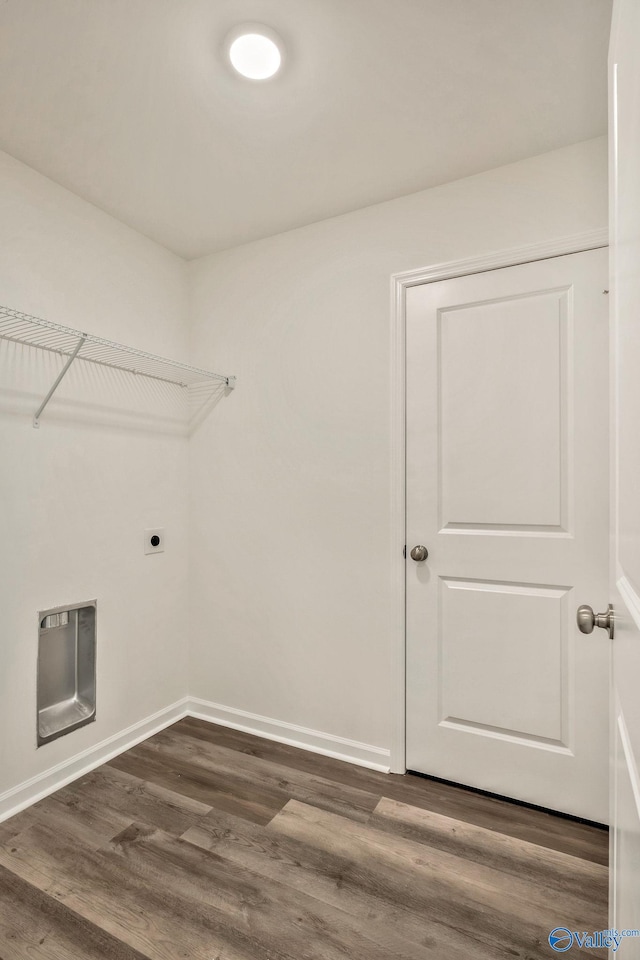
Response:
[405,248,609,822]
[609,0,640,935]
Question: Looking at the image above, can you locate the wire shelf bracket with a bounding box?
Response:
[33,333,86,428]
[0,305,236,428]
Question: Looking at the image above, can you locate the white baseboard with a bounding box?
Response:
[0,697,189,823]
[187,697,391,773]
[0,696,391,823]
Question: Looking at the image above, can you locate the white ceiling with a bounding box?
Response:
[0,0,611,260]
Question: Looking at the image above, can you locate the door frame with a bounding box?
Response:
[389,227,609,775]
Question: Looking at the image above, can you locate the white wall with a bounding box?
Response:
[0,151,189,799]
[0,135,609,801]
[188,136,609,756]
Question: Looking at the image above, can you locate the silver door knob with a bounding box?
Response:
[410,545,429,562]
[576,604,614,639]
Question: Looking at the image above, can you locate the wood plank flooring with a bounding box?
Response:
[0,717,609,960]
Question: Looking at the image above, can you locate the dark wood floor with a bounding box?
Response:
[0,717,608,960]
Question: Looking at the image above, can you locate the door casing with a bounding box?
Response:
[389,227,609,775]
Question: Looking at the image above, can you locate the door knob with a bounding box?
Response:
[576,604,614,639]
[410,545,429,562]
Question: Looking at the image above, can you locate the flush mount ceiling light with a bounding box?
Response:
[226,24,283,80]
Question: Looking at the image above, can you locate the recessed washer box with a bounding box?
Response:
[37,600,96,747]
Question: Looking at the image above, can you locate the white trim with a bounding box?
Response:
[188,698,391,773]
[390,229,609,774]
[389,271,407,774]
[0,698,189,823]
[394,229,609,289]
[617,573,640,632]
[0,698,390,822]
[617,709,640,822]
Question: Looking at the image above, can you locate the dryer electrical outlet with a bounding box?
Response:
[144,528,165,554]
